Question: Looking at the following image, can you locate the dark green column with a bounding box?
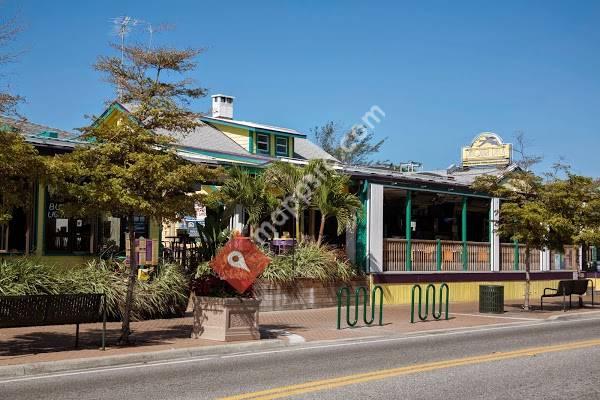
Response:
[462,196,468,271]
[405,191,412,271]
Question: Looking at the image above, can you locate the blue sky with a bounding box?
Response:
[3,0,600,175]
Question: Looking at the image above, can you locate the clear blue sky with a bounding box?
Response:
[4,0,600,175]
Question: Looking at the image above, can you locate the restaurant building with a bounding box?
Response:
[3,98,597,298]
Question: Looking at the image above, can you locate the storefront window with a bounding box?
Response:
[45,196,92,254]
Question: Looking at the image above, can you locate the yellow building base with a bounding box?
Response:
[369,271,588,305]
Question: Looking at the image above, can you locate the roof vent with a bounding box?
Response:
[211,94,234,119]
[38,131,59,139]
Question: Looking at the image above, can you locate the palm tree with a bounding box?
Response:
[263,161,306,241]
[313,173,362,246]
[216,166,276,235]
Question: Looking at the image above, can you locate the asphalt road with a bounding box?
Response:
[2,313,600,400]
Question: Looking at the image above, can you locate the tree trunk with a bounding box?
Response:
[295,205,302,243]
[119,213,137,344]
[523,244,531,311]
[316,214,327,246]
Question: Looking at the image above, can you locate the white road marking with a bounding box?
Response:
[2,314,600,384]
[453,312,540,321]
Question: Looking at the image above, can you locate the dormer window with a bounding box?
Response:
[256,133,270,155]
[275,136,289,157]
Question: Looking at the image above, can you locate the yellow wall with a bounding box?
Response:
[212,122,251,150]
[372,279,583,305]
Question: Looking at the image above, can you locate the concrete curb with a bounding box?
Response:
[546,309,600,321]
[0,338,288,380]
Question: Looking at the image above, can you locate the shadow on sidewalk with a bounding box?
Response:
[0,320,194,357]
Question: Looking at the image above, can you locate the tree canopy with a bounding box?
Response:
[48,42,217,343]
[312,122,385,165]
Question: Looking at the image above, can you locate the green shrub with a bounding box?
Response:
[261,241,357,283]
[0,258,189,320]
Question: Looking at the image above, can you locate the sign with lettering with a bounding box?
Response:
[461,132,512,167]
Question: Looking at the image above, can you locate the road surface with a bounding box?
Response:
[1,312,600,400]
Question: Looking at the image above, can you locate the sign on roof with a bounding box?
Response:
[461,132,512,167]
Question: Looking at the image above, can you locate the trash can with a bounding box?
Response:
[479,285,504,314]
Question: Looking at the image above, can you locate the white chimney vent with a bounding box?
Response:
[211,94,234,119]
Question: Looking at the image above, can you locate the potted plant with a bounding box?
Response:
[190,261,262,342]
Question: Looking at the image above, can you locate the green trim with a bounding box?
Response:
[462,196,468,271]
[405,190,412,271]
[255,133,271,155]
[248,131,254,153]
[382,184,491,199]
[356,180,369,273]
[274,135,289,157]
[436,239,442,271]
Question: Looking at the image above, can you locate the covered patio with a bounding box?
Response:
[365,184,579,273]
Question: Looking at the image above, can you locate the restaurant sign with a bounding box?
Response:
[461,132,512,167]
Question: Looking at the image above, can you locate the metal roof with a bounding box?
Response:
[294,138,338,162]
[202,116,305,137]
[0,117,77,139]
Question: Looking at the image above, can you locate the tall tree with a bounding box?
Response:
[0,14,22,116]
[0,14,42,227]
[312,122,385,165]
[543,169,600,265]
[48,44,215,343]
[474,171,549,310]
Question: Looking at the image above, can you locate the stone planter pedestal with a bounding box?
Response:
[191,294,261,341]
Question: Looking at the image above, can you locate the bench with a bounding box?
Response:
[0,294,107,350]
[540,280,595,311]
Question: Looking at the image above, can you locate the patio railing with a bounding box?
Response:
[382,239,574,272]
[499,243,541,271]
[383,239,490,272]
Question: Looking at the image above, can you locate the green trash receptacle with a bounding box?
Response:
[479,285,504,313]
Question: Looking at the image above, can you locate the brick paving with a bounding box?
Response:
[0,295,596,367]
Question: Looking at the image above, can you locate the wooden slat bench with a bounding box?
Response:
[0,294,107,350]
[540,280,595,311]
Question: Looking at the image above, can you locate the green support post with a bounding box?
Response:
[405,191,412,271]
[462,196,468,271]
[514,239,519,270]
[436,239,442,271]
[592,246,597,262]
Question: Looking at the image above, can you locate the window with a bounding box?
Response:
[45,195,92,254]
[275,136,289,157]
[256,133,270,155]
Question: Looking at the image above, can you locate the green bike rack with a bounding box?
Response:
[410,283,449,323]
[336,285,384,329]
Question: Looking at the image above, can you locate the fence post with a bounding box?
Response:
[436,239,442,271]
[462,196,468,271]
[405,191,412,271]
[514,239,519,271]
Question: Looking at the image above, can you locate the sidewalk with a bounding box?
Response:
[0,295,596,370]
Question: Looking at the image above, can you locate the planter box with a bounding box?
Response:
[191,294,261,342]
[253,278,368,312]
